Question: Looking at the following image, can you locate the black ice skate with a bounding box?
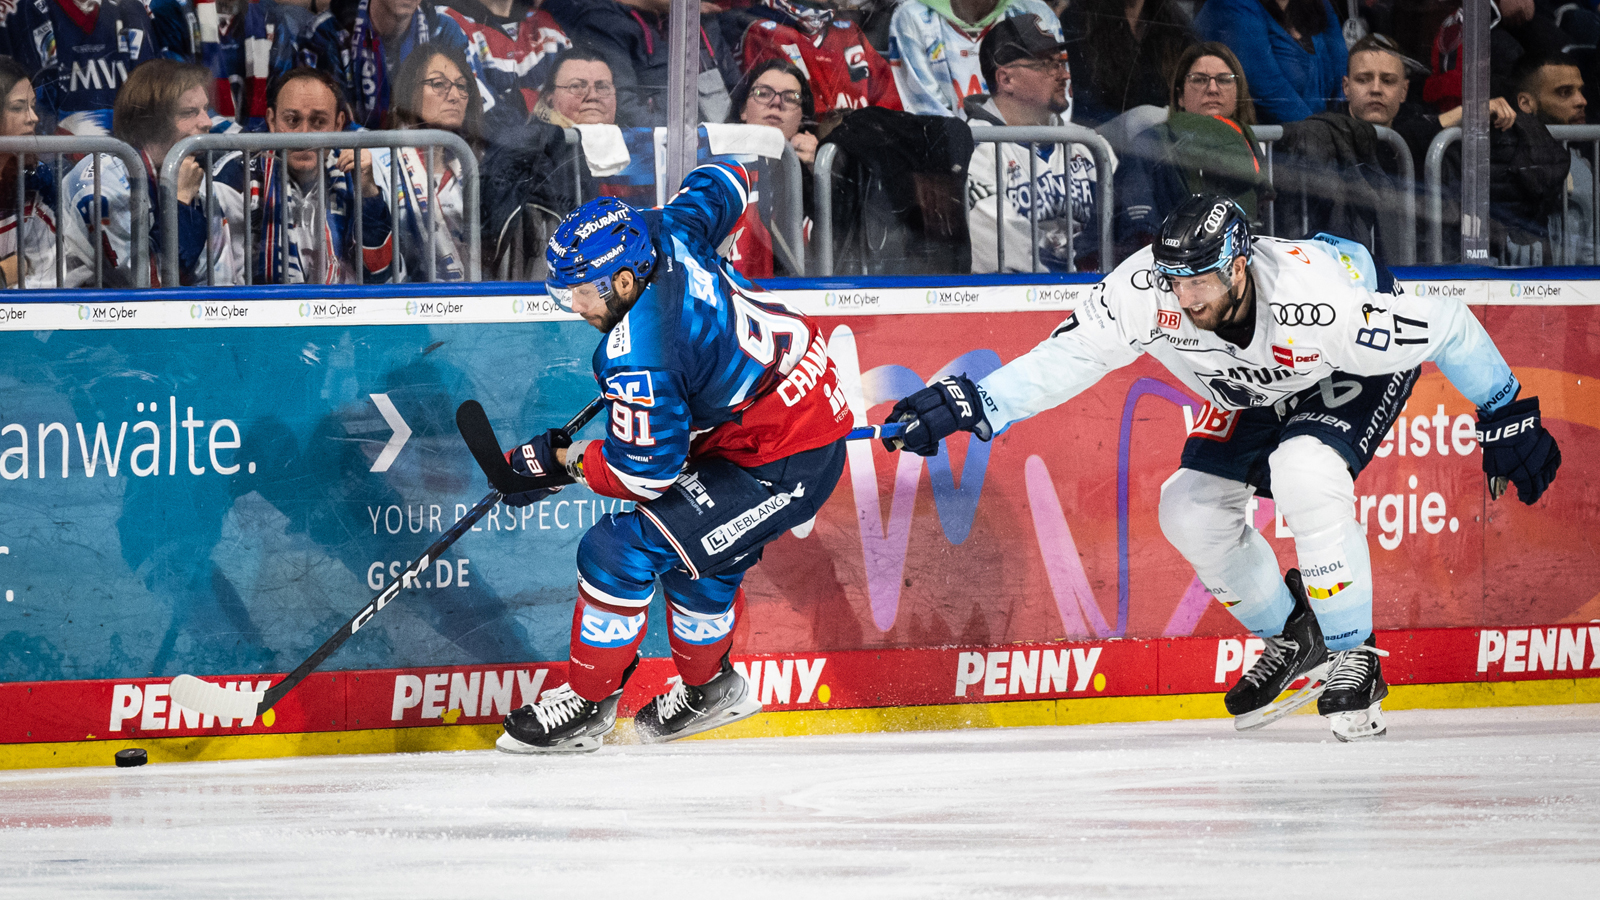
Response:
[1319,635,1390,742]
[496,683,622,754]
[633,657,762,744]
[1227,569,1332,731]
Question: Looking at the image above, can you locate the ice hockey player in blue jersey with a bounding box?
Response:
[883,194,1562,742]
[496,161,854,754]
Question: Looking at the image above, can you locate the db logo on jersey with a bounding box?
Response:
[1156,309,1181,330]
[1272,344,1322,370]
[1187,401,1240,441]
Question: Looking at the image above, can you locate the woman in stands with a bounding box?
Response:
[379,43,485,282]
[530,47,618,127]
[725,59,817,278]
[62,59,245,287]
[1195,0,1348,124]
[1114,42,1270,258]
[0,56,73,288]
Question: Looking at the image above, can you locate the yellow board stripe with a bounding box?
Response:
[8,678,1599,770]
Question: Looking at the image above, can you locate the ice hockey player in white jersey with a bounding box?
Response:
[883,194,1563,741]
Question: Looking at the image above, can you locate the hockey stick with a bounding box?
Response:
[845,422,906,442]
[168,398,605,721]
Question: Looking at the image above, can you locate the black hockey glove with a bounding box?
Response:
[502,428,576,507]
[1477,396,1561,504]
[883,374,994,457]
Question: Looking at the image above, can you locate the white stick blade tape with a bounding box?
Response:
[169,674,265,720]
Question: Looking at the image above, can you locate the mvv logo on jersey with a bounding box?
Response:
[1156,309,1181,330]
[579,607,646,647]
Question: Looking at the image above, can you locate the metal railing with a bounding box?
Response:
[0,135,150,288]
[1254,123,1417,265]
[1426,124,1600,264]
[814,125,1116,277]
[159,130,480,287]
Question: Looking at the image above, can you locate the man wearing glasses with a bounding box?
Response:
[965,14,1099,273]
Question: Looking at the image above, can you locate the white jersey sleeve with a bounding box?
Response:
[978,256,1150,428]
[1305,237,1520,413]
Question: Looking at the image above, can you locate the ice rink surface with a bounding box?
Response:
[2,704,1598,899]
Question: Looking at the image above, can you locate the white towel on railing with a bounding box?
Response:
[702,123,787,159]
[573,125,630,176]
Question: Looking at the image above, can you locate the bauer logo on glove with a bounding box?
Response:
[883,374,994,457]
[1476,395,1561,504]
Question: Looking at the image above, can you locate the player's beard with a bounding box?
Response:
[1185,274,1251,333]
[589,289,640,333]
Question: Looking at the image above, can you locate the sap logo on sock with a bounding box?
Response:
[953,647,1103,697]
[580,608,646,647]
[671,608,735,645]
[1477,627,1600,674]
[731,657,828,705]
[109,680,272,732]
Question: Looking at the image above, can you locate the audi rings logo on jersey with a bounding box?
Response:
[1129,268,1171,292]
[1271,303,1336,326]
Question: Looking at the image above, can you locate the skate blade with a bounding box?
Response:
[1233,663,1331,732]
[495,730,604,754]
[1329,702,1387,742]
[636,694,765,745]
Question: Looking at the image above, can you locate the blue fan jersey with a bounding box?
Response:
[1,0,153,123]
[575,162,851,502]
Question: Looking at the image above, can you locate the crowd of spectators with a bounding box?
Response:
[0,0,1597,286]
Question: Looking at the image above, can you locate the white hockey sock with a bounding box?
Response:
[1293,518,1373,651]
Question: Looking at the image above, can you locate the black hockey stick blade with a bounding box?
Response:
[456,397,604,494]
[171,399,606,720]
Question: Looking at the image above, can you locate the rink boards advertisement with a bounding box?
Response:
[0,276,1596,757]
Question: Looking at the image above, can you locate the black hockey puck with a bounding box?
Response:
[114,748,147,768]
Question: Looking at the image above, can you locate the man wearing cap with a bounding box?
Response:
[887,0,1066,119]
[965,13,1101,273]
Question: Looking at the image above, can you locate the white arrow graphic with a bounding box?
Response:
[369,393,412,473]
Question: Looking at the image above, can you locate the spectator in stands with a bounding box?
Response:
[1195,0,1347,124]
[964,13,1099,273]
[530,47,616,126]
[298,0,471,129]
[0,55,83,287]
[542,0,740,127]
[1424,0,1572,110]
[150,0,312,130]
[739,0,901,131]
[438,0,569,124]
[63,59,245,285]
[254,67,396,283]
[726,59,818,277]
[1060,0,1196,128]
[1114,42,1268,257]
[1512,51,1593,263]
[374,43,481,281]
[0,0,156,135]
[886,0,1064,119]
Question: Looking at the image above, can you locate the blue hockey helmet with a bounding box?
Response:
[1153,194,1252,278]
[544,197,656,311]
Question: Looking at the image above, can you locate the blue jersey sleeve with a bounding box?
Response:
[658,162,750,251]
